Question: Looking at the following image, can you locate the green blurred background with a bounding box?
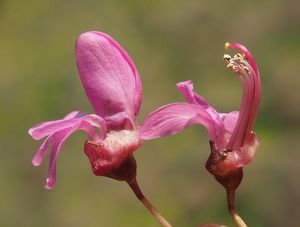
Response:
[1,0,299,226]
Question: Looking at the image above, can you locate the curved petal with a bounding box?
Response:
[29,113,107,140]
[31,115,108,189]
[44,128,72,189]
[32,135,53,166]
[29,111,108,189]
[176,80,208,106]
[177,80,225,144]
[76,31,142,124]
[140,103,216,141]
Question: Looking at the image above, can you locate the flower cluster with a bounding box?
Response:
[29,32,261,227]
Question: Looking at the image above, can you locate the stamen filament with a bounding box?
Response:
[223,43,261,148]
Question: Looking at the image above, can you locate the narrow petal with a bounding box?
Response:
[140,103,216,141]
[31,111,84,166]
[177,80,225,145]
[176,80,208,106]
[38,118,107,189]
[32,135,53,166]
[44,127,77,189]
[64,111,87,119]
[76,32,142,124]
[29,112,108,188]
[29,113,107,140]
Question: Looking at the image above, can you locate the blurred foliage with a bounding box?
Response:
[0,0,300,226]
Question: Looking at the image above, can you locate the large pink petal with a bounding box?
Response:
[76,32,142,124]
[140,103,216,141]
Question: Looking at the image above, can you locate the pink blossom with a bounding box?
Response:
[29,32,143,189]
[140,42,261,194]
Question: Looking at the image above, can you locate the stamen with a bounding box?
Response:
[222,42,261,160]
[225,42,230,49]
[234,53,245,61]
[223,53,251,77]
[223,54,232,63]
[227,63,239,73]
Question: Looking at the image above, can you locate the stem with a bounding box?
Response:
[227,190,247,227]
[127,178,173,227]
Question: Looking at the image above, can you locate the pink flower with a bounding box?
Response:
[140,43,261,223]
[29,32,143,189]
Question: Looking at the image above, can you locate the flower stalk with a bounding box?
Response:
[227,190,247,227]
[128,178,172,227]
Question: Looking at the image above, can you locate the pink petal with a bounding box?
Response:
[177,80,225,144]
[140,103,216,141]
[29,113,107,140]
[75,31,142,124]
[32,135,53,166]
[30,112,108,188]
[176,80,208,106]
[39,117,106,189]
[30,112,85,166]
[104,111,135,130]
[219,111,239,134]
[64,111,87,119]
[44,127,77,189]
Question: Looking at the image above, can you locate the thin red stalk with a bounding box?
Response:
[127,179,172,227]
[227,190,247,227]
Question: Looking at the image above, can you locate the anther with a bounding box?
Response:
[227,63,239,73]
[223,54,232,63]
[234,53,244,61]
[225,42,230,50]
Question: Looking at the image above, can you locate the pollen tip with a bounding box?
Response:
[44,185,52,190]
[32,159,41,166]
[223,54,231,63]
[44,178,54,189]
[28,128,33,135]
[225,42,230,50]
